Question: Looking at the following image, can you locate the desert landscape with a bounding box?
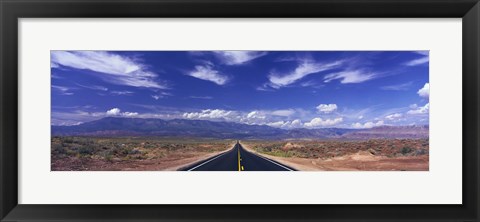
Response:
[51,50,430,171]
[51,118,429,171]
[51,136,233,171]
[242,139,428,171]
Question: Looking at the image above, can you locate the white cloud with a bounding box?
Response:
[267,121,287,128]
[385,113,403,120]
[351,120,384,129]
[380,82,412,91]
[246,111,265,119]
[405,52,429,66]
[183,109,235,120]
[271,109,295,117]
[123,112,139,117]
[409,104,418,109]
[268,61,342,88]
[316,104,337,113]
[267,119,304,129]
[51,51,165,89]
[106,108,121,116]
[214,51,267,65]
[188,65,229,85]
[106,108,138,117]
[417,83,430,99]
[180,108,306,129]
[304,117,343,128]
[324,70,376,84]
[290,119,303,128]
[407,103,429,115]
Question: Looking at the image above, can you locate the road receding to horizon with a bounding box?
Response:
[181,142,295,171]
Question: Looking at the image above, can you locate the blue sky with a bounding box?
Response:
[51,51,429,129]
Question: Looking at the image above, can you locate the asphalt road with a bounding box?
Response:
[182,142,295,171]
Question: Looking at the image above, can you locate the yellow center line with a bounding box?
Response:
[237,145,241,171]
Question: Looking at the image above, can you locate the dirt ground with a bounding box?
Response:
[242,143,429,171]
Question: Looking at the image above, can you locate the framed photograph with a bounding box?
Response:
[1,0,479,221]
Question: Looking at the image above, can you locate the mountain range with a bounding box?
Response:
[51,117,429,140]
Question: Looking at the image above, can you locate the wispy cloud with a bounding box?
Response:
[256,84,275,91]
[324,70,377,84]
[51,62,60,68]
[189,96,213,99]
[214,51,267,65]
[187,64,229,85]
[51,51,166,89]
[75,83,108,91]
[51,109,178,126]
[267,60,342,88]
[52,85,74,95]
[271,109,295,117]
[110,91,134,96]
[404,51,429,66]
[380,82,412,91]
[299,80,323,89]
[151,92,172,100]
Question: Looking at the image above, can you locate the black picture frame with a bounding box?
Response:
[1,0,479,221]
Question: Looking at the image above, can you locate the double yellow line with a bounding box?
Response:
[237,145,244,171]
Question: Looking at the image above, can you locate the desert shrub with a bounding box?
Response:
[105,154,113,162]
[400,147,413,155]
[128,149,141,155]
[62,137,74,143]
[415,149,428,156]
[120,147,134,155]
[52,143,66,155]
[78,146,94,155]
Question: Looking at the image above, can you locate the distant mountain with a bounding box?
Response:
[52,117,285,139]
[341,125,429,139]
[51,117,429,140]
[286,128,358,139]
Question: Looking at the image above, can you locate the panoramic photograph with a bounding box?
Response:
[51,50,429,171]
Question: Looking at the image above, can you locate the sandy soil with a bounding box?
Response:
[242,143,429,171]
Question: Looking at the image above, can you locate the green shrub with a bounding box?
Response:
[52,143,66,154]
[400,147,413,155]
[63,137,74,143]
[78,146,94,155]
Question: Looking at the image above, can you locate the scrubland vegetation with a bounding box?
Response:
[242,139,429,171]
[51,136,232,171]
[249,139,429,159]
